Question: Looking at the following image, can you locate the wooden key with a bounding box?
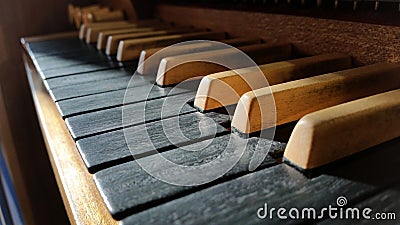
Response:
[284,89,400,170]
[105,27,201,55]
[73,5,103,28]
[97,27,164,50]
[156,43,292,86]
[231,63,400,134]
[86,23,138,43]
[194,53,352,111]
[79,21,130,40]
[83,10,125,24]
[137,37,262,74]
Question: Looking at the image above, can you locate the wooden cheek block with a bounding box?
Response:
[283,89,400,171]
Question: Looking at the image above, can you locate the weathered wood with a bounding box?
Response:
[49,74,151,101]
[105,27,202,55]
[317,182,400,224]
[35,52,110,71]
[137,37,262,75]
[56,83,189,117]
[121,137,400,224]
[65,92,197,139]
[39,61,135,80]
[94,134,285,218]
[156,43,293,86]
[44,67,134,90]
[77,111,230,172]
[284,89,400,170]
[194,53,352,111]
[231,63,400,134]
[116,31,227,61]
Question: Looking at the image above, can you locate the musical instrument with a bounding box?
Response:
[22,1,400,224]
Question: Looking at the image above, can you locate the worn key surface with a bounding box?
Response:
[65,92,197,139]
[120,137,400,224]
[49,72,155,101]
[56,84,190,117]
[77,111,231,172]
[39,60,135,80]
[317,182,400,224]
[44,67,134,90]
[35,51,111,71]
[94,134,285,219]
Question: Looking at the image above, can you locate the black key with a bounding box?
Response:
[39,60,134,79]
[49,75,152,101]
[94,135,284,219]
[120,138,400,224]
[56,84,189,117]
[44,67,133,90]
[65,92,197,139]
[77,111,231,172]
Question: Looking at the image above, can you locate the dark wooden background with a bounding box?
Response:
[0,0,72,224]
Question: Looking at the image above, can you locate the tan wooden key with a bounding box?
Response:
[137,37,262,74]
[79,21,130,40]
[231,63,400,134]
[97,27,164,50]
[116,31,227,61]
[156,43,293,86]
[194,53,352,111]
[284,89,400,170]
[86,23,138,43]
[105,27,202,55]
[73,5,104,28]
[83,10,125,24]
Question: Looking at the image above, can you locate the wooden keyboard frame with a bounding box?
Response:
[22,35,118,225]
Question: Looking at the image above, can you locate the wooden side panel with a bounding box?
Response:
[0,0,72,224]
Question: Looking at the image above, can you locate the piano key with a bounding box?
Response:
[79,21,131,40]
[194,53,352,111]
[35,52,111,71]
[39,60,134,80]
[317,183,400,225]
[97,27,164,50]
[77,111,231,172]
[120,136,400,224]
[65,92,197,139]
[137,37,262,75]
[49,74,151,101]
[86,23,140,44]
[105,27,202,55]
[84,10,125,24]
[231,63,400,134]
[284,89,400,171]
[56,84,190,118]
[44,67,134,90]
[116,31,227,61]
[93,135,284,218]
[156,42,293,86]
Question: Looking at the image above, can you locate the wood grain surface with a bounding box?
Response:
[25,51,118,225]
[231,63,400,134]
[194,53,352,111]
[284,89,400,170]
